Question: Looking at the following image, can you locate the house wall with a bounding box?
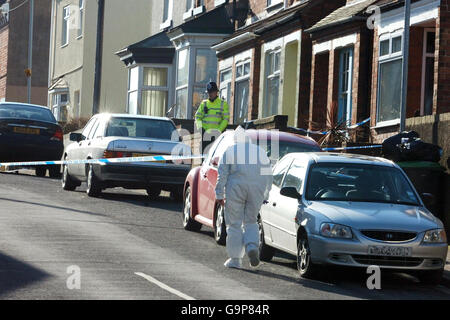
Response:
[5,0,51,106]
[434,0,450,114]
[0,24,8,101]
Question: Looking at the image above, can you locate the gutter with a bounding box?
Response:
[211,32,258,53]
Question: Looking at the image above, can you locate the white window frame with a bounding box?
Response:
[267,0,284,10]
[219,67,232,103]
[160,0,173,31]
[183,0,204,20]
[263,48,282,118]
[51,91,69,122]
[62,5,70,47]
[376,31,404,127]
[234,60,251,124]
[77,0,84,39]
[420,28,435,116]
[127,65,173,116]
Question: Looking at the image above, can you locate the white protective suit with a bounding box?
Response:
[215,127,273,268]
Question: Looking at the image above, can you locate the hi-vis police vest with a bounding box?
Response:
[195,97,230,132]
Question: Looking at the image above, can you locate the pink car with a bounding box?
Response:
[181,129,321,244]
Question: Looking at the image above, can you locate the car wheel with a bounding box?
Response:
[182,186,202,232]
[214,203,227,245]
[297,232,320,279]
[62,164,77,191]
[35,167,46,177]
[86,164,101,197]
[48,165,61,179]
[258,217,275,261]
[146,187,161,200]
[417,269,443,285]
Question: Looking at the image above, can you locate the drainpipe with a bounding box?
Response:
[92,0,105,115]
[400,0,411,132]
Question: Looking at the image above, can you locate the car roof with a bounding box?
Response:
[222,129,321,147]
[0,102,51,110]
[286,152,395,167]
[96,113,173,122]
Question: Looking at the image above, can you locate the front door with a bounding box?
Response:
[338,47,354,126]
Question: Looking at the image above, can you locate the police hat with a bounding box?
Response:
[206,82,218,93]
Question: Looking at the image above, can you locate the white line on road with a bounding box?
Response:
[135,272,196,300]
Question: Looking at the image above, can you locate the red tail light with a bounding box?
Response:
[103,150,132,158]
[51,127,63,141]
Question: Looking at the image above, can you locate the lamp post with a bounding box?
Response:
[27,0,34,104]
[399,0,411,132]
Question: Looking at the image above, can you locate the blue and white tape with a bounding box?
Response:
[299,117,371,135]
[0,154,205,169]
[322,145,382,152]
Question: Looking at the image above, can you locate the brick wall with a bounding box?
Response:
[434,0,450,114]
[309,52,329,129]
[407,26,424,118]
[0,25,8,100]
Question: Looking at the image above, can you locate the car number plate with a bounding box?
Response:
[132,153,166,163]
[368,246,412,257]
[13,127,40,135]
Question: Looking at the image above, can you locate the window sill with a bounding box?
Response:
[371,119,400,129]
[193,5,205,16]
[183,9,193,21]
[61,43,69,48]
[160,19,172,31]
[214,0,227,6]
[76,35,83,40]
[266,2,284,13]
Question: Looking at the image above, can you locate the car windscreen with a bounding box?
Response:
[305,163,420,206]
[105,117,177,140]
[258,140,321,160]
[0,104,56,122]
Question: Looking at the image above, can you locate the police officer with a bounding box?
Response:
[195,82,230,153]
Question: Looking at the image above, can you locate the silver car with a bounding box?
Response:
[259,152,447,284]
[62,113,191,199]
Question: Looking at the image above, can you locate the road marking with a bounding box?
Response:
[135,272,196,300]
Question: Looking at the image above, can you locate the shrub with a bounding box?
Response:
[62,117,90,134]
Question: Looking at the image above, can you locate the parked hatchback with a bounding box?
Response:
[0,102,64,177]
[62,113,191,199]
[182,129,321,244]
[259,152,447,284]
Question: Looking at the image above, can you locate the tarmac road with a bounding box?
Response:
[0,171,449,300]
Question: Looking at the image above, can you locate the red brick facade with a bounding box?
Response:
[435,0,450,114]
[0,24,8,101]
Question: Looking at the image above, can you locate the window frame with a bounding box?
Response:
[234,60,251,124]
[376,31,404,126]
[420,28,436,116]
[127,64,173,117]
[51,91,69,122]
[77,0,84,39]
[160,0,173,30]
[263,48,282,118]
[183,0,204,20]
[61,5,70,47]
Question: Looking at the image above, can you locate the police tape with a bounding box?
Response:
[297,117,371,135]
[0,154,206,169]
[322,145,382,151]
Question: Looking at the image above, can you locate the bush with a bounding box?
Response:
[62,117,90,134]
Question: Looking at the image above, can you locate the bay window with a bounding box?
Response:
[377,33,403,124]
[127,65,172,117]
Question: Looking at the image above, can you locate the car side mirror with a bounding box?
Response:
[70,132,83,142]
[421,193,435,209]
[280,186,302,200]
[211,156,220,167]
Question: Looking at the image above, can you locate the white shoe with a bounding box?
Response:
[224,258,242,269]
[248,249,260,268]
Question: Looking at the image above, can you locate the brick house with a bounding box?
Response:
[306,0,450,149]
[0,0,52,106]
[212,0,346,129]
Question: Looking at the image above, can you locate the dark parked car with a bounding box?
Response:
[0,102,64,177]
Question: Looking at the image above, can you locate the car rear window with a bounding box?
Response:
[105,117,178,140]
[0,104,56,122]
